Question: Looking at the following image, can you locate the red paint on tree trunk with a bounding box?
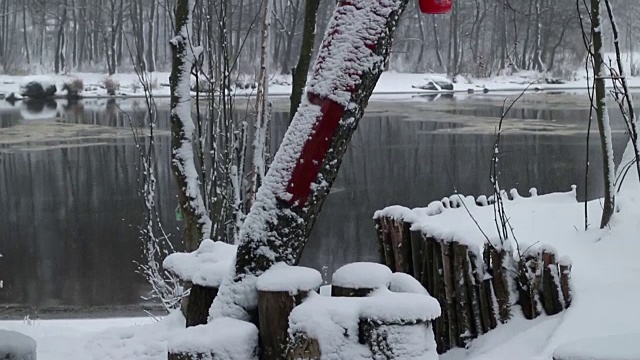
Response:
[419,0,452,14]
[284,93,346,206]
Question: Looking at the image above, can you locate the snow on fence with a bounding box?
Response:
[374,188,573,354]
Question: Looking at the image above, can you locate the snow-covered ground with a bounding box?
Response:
[2,183,640,359]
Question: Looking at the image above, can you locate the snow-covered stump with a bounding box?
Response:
[0,330,37,360]
[167,318,259,360]
[540,248,564,316]
[164,240,236,327]
[287,289,441,360]
[256,264,323,360]
[331,262,392,297]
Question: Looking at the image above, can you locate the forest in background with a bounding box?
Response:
[0,0,639,77]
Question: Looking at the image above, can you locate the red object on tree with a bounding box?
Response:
[419,0,452,14]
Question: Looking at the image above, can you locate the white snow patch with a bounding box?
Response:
[389,272,429,295]
[331,262,392,289]
[0,329,36,359]
[163,239,236,287]
[256,263,323,294]
[552,334,640,360]
[167,317,258,360]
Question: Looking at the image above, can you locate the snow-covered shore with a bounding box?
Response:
[2,69,640,102]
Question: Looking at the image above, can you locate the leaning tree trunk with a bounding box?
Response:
[211,0,411,322]
[289,0,320,122]
[591,0,616,228]
[169,0,211,252]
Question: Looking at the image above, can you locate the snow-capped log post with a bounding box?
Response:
[256,264,323,360]
[331,262,392,297]
[211,0,410,322]
[169,0,211,253]
[164,240,236,327]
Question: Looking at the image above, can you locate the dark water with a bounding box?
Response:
[0,94,630,316]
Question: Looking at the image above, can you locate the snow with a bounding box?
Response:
[163,239,236,288]
[331,262,392,289]
[289,290,439,360]
[0,330,36,360]
[382,185,640,360]
[552,334,640,360]
[389,272,429,295]
[255,263,323,294]
[167,317,258,360]
[19,75,57,92]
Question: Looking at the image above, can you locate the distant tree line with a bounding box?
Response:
[0,0,638,77]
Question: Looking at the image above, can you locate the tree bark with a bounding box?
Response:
[211,0,411,322]
[591,0,616,228]
[170,0,211,252]
[289,0,320,122]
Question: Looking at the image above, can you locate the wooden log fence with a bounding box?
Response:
[375,213,573,354]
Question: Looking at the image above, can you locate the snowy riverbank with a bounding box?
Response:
[2,69,640,101]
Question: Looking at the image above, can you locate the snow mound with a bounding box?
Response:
[389,272,429,295]
[289,290,440,360]
[167,317,258,360]
[163,239,236,287]
[553,334,640,360]
[331,262,392,289]
[256,263,322,294]
[0,330,36,360]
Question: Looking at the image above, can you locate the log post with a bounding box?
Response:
[258,291,311,360]
[185,285,219,327]
[401,221,414,275]
[381,217,397,271]
[483,246,498,330]
[559,257,572,308]
[452,243,473,346]
[540,249,563,315]
[374,217,386,265]
[440,242,458,353]
[469,251,492,333]
[389,219,409,273]
[489,247,511,323]
[256,264,323,360]
[432,240,447,353]
[517,253,541,320]
[464,250,484,336]
[410,229,425,280]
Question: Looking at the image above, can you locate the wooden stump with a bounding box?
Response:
[374,218,386,265]
[259,290,311,360]
[331,285,374,297]
[186,284,218,327]
[410,230,425,280]
[286,333,321,360]
[452,243,472,346]
[489,247,511,323]
[517,253,541,320]
[559,261,572,308]
[440,242,458,353]
[380,217,397,271]
[541,250,563,315]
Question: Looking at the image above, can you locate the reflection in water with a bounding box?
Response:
[0,96,629,313]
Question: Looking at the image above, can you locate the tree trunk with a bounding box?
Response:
[170,0,212,252]
[210,0,411,322]
[147,0,157,72]
[289,0,320,122]
[591,0,616,228]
